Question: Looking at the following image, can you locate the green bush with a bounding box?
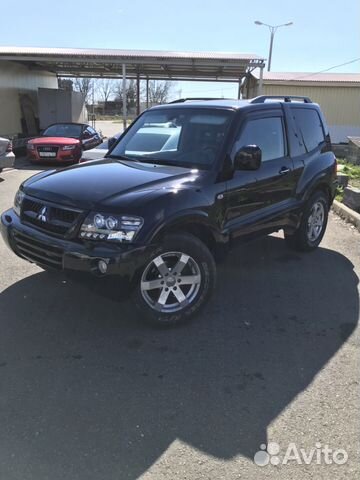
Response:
[337,159,360,180]
[335,185,344,202]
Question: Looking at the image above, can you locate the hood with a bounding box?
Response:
[29,137,80,145]
[23,158,202,210]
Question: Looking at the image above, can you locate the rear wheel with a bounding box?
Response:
[133,233,216,326]
[285,191,329,251]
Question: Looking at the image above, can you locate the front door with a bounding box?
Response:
[225,109,297,238]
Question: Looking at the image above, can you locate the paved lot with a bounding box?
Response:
[0,166,359,480]
[95,120,123,139]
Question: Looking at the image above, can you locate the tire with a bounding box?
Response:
[77,148,84,163]
[133,233,216,327]
[285,191,329,252]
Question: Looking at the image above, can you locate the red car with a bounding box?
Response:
[27,123,102,164]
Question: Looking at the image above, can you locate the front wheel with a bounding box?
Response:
[78,147,84,163]
[133,233,216,327]
[285,191,329,251]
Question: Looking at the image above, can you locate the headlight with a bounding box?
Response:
[62,144,77,151]
[14,189,25,216]
[79,213,143,242]
[27,143,35,150]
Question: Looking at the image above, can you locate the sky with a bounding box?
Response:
[1,0,359,99]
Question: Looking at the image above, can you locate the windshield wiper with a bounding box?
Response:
[107,154,140,162]
[133,157,179,166]
[108,154,184,168]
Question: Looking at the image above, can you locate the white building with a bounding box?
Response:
[0,61,58,138]
[0,60,86,145]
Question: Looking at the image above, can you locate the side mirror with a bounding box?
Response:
[82,131,91,140]
[234,145,262,170]
[107,136,117,150]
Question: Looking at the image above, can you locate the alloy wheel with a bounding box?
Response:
[307,201,325,242]
[140,251,202,313]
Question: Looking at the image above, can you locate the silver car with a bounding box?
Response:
[0,137,15,173]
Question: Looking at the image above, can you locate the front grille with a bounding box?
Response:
[37,145,59,156]
[13,231,63,269]
[21,197,82,237]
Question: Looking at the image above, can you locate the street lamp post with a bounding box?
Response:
[254,20,293,71]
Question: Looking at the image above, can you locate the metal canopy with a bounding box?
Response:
[0,46,265,129]
[0,46,265,82]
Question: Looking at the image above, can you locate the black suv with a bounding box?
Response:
[1,96,337,326]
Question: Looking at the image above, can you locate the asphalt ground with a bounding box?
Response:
[0,165,359,479]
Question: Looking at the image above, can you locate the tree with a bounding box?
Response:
[148,80,172,104]
[72,78,93,105]
[113,79,174,108]
[112,79,137,110]
[96,79,113,103]
[94,79,114,114]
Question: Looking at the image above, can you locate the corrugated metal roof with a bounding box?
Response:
[0,46,264,82]
[348,137,360,148]
[252,70,360,83]
[0,46,262,61]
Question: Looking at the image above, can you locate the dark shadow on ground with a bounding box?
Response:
[12,155,58,171]
[0,236,358,479]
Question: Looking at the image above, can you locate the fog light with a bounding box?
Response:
[98,260,108,274]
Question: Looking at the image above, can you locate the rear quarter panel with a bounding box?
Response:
[295,149,337,202]
[283,103,337,204]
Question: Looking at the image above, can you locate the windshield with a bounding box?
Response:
[42,124,83,138]
[110,107,234,169]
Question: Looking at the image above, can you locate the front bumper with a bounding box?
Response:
[1,208,157,278]
[0,152,15,169]
[27,149,82,163]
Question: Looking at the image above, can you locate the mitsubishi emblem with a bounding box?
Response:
[37,206,48,223]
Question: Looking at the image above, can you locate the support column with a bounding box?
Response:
[258,64,264,96]
[136,73,140,116]
[237,79,241,100]
[247,74,251,99]
[146,77,149,109]
[122,63,127,131]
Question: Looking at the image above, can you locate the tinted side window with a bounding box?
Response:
[293,108,325,152]
[235,117,285,162]
[85,127,95,135]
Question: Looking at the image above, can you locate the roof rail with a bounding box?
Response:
[250,95,312,104]
[168,97,233,104]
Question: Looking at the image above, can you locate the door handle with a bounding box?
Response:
[279,166,290,175]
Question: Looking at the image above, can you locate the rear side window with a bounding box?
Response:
[293,108,325,152]
[235,117,285,162]
[86,126,97,135]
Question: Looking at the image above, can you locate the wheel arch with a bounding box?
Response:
[306,181,333,207]
[153,218,218,256]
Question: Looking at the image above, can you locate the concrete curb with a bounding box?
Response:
[332,199,360,231]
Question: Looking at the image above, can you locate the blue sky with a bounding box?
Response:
[2,0,359,98]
